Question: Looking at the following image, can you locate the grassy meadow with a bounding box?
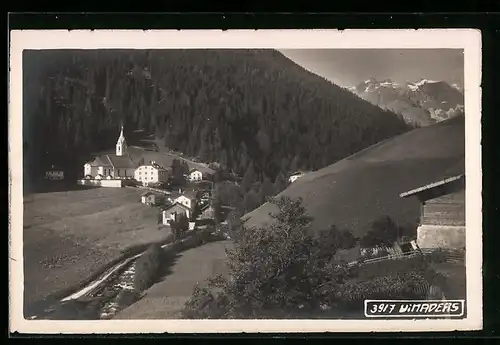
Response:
[23,187,170,305]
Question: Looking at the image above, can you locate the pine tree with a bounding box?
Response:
[274,171,287,194]
[289,155,300,173]
[258,175,275,204]
[241,161,256,193]
[243,189,260,214]
[212,196,223,224]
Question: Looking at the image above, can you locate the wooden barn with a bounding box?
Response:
[140,191,156,205]
[400,174,465,249]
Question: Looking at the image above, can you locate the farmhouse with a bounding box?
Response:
[83,126,137,179]
[134,161,170,186]
[400,174,465,250]
[44,165,64,180]
[288,170,310,183]
[199,204,215,220]
[187,168,203,182]
[174,191,198,210]
[140,191,156,206]
[162,202,192,225]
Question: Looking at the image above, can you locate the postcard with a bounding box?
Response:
[9,29,482,333]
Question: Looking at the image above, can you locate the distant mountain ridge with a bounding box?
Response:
[347,78,464,127]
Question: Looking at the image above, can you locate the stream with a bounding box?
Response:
[27,230,227,320]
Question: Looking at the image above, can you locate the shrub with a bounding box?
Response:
[171,213,189,239]
[329,271,430,310]
[133,244,164,291]
[115,289,141,309]
[360,215,415,248]
[182,196,359,319]
[423,248,452,264]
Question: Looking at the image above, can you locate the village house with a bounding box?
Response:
[44,165,65,180]
[134,161,170,186]
[140,191,156,206]
[162,202,192,225]
[199,204,215,220]
[400,174,465,250]
[83,126,137,179]
[288,170,311,183]
[173,190,198,210]
[187,168,203,182]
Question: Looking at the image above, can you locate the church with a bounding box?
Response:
[83,126,137,179]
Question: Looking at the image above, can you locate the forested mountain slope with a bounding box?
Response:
[243,115,465,238]
[23,49,413,189]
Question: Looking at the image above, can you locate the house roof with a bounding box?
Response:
[189,168,202,174]
[399,174,465,199]
[86,154,136,169]
[200,203,213,212]
[162,202,191,212]
[141,191,154,197]
[137,163,169,171]
[289,170,311,177]
[177,190,198,199]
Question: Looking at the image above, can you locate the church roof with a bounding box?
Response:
[107,154,136,169]
[86,154,137,168]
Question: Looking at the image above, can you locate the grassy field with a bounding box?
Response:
[114,240,233,319]
[243,116,465,238]
[23,187,171,306]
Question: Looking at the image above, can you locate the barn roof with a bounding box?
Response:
[399,174,465,199]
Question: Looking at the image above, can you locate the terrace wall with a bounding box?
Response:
[77,179,124,188]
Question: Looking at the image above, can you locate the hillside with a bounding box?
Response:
[23,49,412,191]
[243,115,465,238]
[347,78,464,127]
[23,188,169,307]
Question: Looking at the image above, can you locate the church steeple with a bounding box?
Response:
[116,125,128,156]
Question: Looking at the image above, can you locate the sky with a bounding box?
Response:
[280,49,464,88]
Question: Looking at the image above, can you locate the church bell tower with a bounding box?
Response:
[116,125,128,156]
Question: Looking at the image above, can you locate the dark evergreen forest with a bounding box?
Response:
[23,49,413,188]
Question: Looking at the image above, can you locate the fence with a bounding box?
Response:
[132,185,172,196]
[78,179,124,188]
[348,248,465,268]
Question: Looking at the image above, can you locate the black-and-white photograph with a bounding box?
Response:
[9,30,482,333]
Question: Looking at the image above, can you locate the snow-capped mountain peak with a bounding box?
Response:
[347,78,465,127]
